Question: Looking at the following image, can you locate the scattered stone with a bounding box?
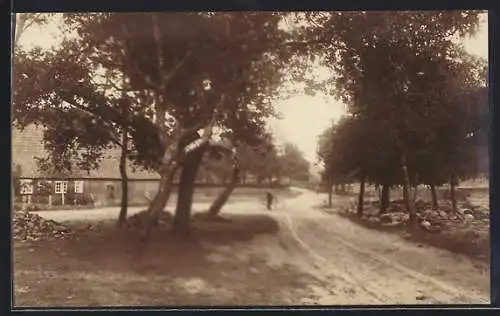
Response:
[380,214,392,224]
[420,220,431,229]
[464,214,474,221]
[416,294,427,301]
[462,209,473,215]
[472,210,488,220]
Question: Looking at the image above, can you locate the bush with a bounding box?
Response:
[31,195,49,204]
[51,194,94,206]
[75,194,94,205]
[51,195,62,205]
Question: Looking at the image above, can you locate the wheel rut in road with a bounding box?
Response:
[271,188,490,305]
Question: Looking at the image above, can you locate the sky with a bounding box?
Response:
[16,12,488,165]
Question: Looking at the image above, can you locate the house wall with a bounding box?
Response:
[84,180,161,207]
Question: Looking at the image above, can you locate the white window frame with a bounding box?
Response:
[37,180,52,190]
[54,181,68,194]
[74,180,84,194]
[20,179,34,194]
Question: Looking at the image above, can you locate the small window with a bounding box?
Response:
[74,181,84,193]
[55,181,68,194]
[20,179,33,194]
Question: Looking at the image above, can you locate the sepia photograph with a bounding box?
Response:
[11,11,489,307]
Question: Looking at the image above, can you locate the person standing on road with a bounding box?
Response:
[266,190,274,210]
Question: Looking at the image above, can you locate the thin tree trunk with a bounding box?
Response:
[403,185,408,202]
[357,171,366,217]
[328,176,333,208]
[450,171,457,214]
[117,130,129,227]
[411,185,418,204]
[375,184,381,200]
[401,151,417,227]
[430,184,438,209]
[173,147,206,238]
[379,184,390,215]
[14,14,27,46]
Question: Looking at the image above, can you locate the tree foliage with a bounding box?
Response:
[311,11,487,219]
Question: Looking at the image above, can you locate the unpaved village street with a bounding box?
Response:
[31,188,490,305]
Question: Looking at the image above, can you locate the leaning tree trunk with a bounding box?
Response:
[207,150,239,218]
[207,165,239,218]
[401,152,418,227]
[173,147,206,238]
[140,163,179,241]
[449,171,458,214]
[379,184,390,215]
[357,171,366,217]
[117,130,129,227]
[430,184,438,209]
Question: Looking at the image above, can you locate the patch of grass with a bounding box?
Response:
[13,213,316,307]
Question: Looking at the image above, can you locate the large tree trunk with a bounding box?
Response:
[379,184,390,215]
[207,166,239,217]
[449,171,457,214]
[430,184,438,209]
[117,130,129,227]
[173,147,206,238]
[357,171,366,217]
[401,152,417,227]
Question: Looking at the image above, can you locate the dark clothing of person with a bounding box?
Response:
[266,192,274,210]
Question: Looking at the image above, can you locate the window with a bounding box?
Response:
[55,181,68,194]
[74,181,84,194]
[20,179,33,194]
[37,180,52,195]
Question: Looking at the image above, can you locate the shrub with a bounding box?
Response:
[51,194,94,206]
[31,195,49,204]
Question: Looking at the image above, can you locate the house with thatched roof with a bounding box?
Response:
[12,124,167,207]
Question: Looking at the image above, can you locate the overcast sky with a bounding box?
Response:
[16,12,488,164]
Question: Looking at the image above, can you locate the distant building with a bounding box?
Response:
[12,124,164,206]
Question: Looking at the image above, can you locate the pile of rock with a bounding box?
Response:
[357,199,489,230]
[13,208,74,242]
[126,210,173,228]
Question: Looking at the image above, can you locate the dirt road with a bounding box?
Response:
[267,188,490,305]
[33,188,490,305]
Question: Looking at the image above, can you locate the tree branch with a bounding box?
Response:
[151,14,166,84]
[119,23,161,91]
[59,96,130,148]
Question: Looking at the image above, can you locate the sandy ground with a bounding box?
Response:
[30,188,490,305]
